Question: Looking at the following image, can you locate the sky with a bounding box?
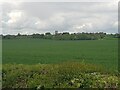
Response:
[0,0,119,35]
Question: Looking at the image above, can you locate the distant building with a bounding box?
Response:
[55,31,58,35]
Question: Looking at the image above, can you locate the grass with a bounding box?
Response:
[2,38,118,71]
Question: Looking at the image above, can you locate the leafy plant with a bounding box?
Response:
[2,62,119,88]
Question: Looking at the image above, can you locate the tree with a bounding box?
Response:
[45,32,51,36]
[17,33,21,36]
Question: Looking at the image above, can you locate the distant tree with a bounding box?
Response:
[4,35,16,39]
[2,32,112,40]
[32,34,40,38]
[17,33,21,36]
[62,32,69,35]
[45,32,51,36]
[114,33,120,38]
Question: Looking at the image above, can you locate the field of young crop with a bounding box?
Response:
[3,38,118,71]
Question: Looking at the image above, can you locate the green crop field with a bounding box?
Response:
[2,38,118,71]
[2,38,119,88]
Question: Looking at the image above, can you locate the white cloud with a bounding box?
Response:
[113,21,118,27]
[7,10,23,24]
[1,1,118,34]
[49,13,65,25]
[72,23,93,33]
[74,24,86,29]
[0,0,23,5]
[35,20,47,29]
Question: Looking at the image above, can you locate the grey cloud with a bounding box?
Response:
[1,2,118,34]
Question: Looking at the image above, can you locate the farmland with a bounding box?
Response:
[2,38,119,88]
[3,38,118,71]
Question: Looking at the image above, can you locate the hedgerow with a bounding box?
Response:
[2,62,119,89]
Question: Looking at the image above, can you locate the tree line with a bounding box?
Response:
[1,32,120,40]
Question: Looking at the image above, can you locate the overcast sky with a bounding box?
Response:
[0,0,118,35]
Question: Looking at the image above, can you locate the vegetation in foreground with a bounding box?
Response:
[2,62,119,88]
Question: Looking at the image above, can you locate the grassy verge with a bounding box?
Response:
[2,62,119,88]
